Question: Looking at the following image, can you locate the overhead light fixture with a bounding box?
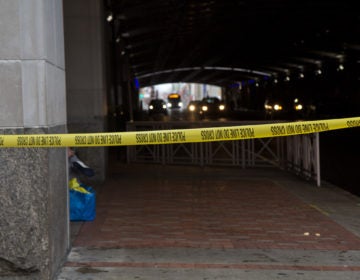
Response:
[107,13,113,22]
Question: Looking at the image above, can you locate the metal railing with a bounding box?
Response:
[126,121,321,186]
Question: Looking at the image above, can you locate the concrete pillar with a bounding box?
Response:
[0,0,68,279]
[63,0,108,182]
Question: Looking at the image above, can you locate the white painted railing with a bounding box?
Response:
[126,121,321,186]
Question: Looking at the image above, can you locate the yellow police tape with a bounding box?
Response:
[0,116,359,148]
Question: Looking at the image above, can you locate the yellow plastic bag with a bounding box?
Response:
[69,178,90,194]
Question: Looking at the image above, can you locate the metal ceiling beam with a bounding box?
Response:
[105,0,359,88]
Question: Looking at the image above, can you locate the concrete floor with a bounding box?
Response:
[56,163,360,280]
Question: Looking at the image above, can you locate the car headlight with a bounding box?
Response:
[179,102,183,107]
[295,104,303,110]
[273,104,282,111]
[167,103,172,108]
[149,105,154,110]
[202,105,208,111]
[219,104,225,111]
[189,105,196,111]
[162,104,167,109]
[264,104,272,110]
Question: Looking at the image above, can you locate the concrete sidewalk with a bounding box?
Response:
[56,164,360,279]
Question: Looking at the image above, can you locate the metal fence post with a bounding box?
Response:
[315,132,321,187]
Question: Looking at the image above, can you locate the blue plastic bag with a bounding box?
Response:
[69,179,96,221]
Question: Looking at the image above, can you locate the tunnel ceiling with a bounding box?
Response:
[105,0,359,88]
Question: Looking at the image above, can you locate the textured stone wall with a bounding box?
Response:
[0,0,69,279]
[0,127,68,279]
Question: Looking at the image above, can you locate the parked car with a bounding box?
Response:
[148,99,168,115]
[199,97,226,117]
[264,97,316,120]
[264,98,285,119]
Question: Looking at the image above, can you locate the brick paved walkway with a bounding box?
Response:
[73,165,360,251]
[59,164,360,279]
